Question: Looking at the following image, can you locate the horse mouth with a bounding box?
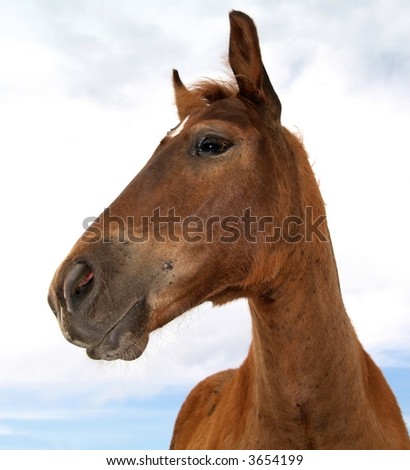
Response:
[86,297,150,361]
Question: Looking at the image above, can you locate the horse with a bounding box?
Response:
[48,11,410,449]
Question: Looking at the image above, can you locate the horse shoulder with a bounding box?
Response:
[170,368,236,449]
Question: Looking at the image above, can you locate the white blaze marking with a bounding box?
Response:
[167,115,190,139]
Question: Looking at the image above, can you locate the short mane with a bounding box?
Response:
[190,79,238,104]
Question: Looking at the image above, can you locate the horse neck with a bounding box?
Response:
[236,130,410,448]
[245,227,375,446]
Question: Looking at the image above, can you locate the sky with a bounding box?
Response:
[0,0,409,450]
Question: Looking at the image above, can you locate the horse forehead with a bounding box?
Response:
[166,99,255,142]
[190,99,255,129]
[204,98,250,118]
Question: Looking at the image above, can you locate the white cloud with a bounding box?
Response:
[0,426,14,436]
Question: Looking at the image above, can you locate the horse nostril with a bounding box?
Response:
[75,269,94,296]
[64,261,95,312]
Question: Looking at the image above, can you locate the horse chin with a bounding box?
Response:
[86,297,150,361]
[86,331,149,361]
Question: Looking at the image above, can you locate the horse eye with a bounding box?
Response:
[195,136,232,157]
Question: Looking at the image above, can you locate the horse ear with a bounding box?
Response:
[173,69,204,121]
[229,11,281,121]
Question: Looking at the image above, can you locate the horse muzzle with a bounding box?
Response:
[48,254,150,361]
